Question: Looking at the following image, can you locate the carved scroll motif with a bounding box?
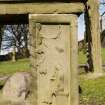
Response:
[35,24,69,105]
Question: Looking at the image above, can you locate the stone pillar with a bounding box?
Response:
[29,19,38,105]
[70,14,79,105]
[29,14,79,105]
[85,0,102,73]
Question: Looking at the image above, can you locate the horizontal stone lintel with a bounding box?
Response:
[0,0,86,2]
[29,14,77,23]
[0,3,84,14]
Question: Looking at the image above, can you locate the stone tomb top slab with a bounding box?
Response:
[0,0,87,3]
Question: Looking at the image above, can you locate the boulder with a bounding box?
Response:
[2,72,32,102]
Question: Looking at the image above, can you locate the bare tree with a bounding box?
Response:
[4,24,29,61]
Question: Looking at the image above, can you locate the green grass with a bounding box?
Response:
[79,48,105,104]
[80,76,105,105]
[78,50,87,64]
[0,49,105,104]
[0,58,30,76]
[78,48,105,64]
[101,48,105,64]
[0,48,104,75]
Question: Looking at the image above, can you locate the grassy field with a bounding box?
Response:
[0,48,104,76]
[80,76,105,105]
[0,49,105,105]
[101,48,105,64]
[0,58,30,76]
[78,50,87,64]
[79,48,105,105]
[78,48,105,64]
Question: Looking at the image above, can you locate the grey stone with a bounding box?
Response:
[2,72,32,102]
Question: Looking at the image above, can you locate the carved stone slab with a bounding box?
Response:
[29,14,78,105]
[34,24,69,105]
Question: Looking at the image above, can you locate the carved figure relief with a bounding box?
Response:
[35,24,70,105]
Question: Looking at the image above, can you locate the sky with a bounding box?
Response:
[0,30,14,55]
[78,14,85,41]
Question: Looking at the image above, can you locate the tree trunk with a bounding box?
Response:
[12,44,16,62]
[0,25,3,51]
[85,0,102,73]
[24,33,29,57]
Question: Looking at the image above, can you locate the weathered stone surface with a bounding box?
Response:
[0,3,84,15]
[69,15,79,105]
[29,14,77,23]
[0,0,87,2]
[36,24,70,105]
[29,20,70,105]
[2,72,32,102]
[29,14,78,105]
